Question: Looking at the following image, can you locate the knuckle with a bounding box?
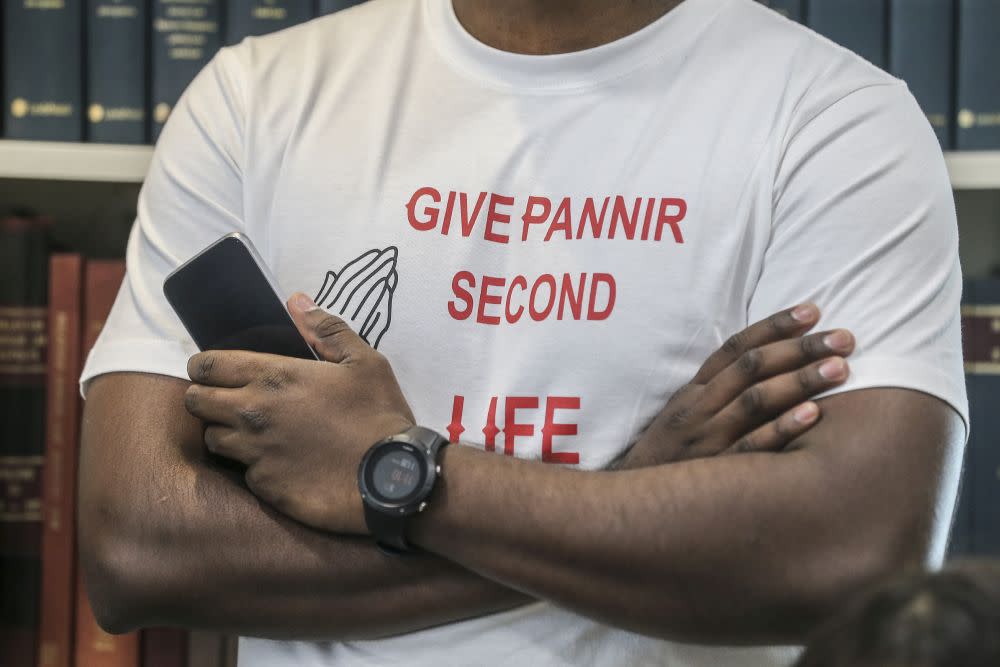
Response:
[739,386,765,416]
[189,353,216,382]
[314,314,350,341]
[257,367,289,392]
[732,436,755,453]
[665,405,694,429]
[797,368,814,392]
[722,331,747,357]
[766,311,784,333]
[369,350,391,371]
[197,354,216,380]
[736,348,763,379]
[772,416,793,440]
[237,405,271,434]
[680,436,700,450]
[799,333,824,358]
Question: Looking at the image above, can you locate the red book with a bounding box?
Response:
[74,260,140,667]
[37,254,84,667]
[142,628,188,667]
[0,213,50,667]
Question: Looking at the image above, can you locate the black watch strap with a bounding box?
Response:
[364,503,410,554]
[365,426,447,554]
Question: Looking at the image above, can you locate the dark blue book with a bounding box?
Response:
[756,0,804,22]
[225,1,314,45]
[151,0,222,142]
[889,0,954,149]
[317,0,366,16]
[87,0,147,144]
[807,0,887,70]
[3,0,83,140]
[963,279,1000,555]
[956,0,1000,149]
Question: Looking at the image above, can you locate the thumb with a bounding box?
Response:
[288,292,367,363]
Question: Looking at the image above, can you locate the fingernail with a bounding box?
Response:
[292,293,318,312]
[791,303,817,322]
[793,402,819,424]
[819,357,847,381]
[823,330,853,352]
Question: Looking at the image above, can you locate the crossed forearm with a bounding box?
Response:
[126,461,527,638]
[407,391,944,645]
[79,374,529,639]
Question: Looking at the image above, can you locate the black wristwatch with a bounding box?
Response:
[357,425,448,554]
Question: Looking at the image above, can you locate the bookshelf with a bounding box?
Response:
[946,152,1000,190]
[0,140,152,183]
[2,141,1000,190]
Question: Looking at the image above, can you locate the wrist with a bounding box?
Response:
[406,443,474,550]
[357,425,449,552]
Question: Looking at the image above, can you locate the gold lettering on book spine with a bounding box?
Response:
[0,457,44,522]
[962,305,1000,375]
[0,308,46,376]
[96,2,139,19]
[154,0,220,124]
[24,0,66,9]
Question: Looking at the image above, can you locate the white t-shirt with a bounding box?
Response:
[80,0,969,665]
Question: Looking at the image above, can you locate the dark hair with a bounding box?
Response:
[795,560,1000,667]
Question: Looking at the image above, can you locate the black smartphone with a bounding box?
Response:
[163,233,318,359]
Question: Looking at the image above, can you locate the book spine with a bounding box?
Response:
[807,0,887,70]
[225,0,315,45]
[963,279,1000,555]
[87,0,148,144]
[142,628,189,667]
[151,0,222,141]
[2,0,84,140]
[888,0,954,149]
[0,215,49,667]
[37,255,84,667]
[317,0,366,16]
[73,574,140,667]
[186,631,225,667]
[756,0,804,22]
[74,260,140,667]
[956,0,1000,149]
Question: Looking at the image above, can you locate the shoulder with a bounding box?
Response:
[703,0,908,144]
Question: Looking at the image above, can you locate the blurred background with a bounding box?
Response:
[1,1,998,667]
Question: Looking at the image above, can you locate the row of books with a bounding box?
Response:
[756,0,1000,150]
[3,1,1000,150]
[953,280,1000,558]
[2,1,365,145]
[0,213,237,667]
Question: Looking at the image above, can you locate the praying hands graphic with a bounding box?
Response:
[313,247,399,349]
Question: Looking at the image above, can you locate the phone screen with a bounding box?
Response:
[164,234,317,359]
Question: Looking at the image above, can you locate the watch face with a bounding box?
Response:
[365,442,427,504]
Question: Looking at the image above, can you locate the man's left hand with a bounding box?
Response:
[183,292,415,535]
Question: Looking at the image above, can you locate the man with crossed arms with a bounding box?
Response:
[78,0,967,665]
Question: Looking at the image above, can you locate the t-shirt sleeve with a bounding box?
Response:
[749,81,968,433]
[79,47,248,397]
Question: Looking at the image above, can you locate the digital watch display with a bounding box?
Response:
[358,426,448,553]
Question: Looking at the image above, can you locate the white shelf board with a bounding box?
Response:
[0,139,152,183]
[945,151,1000,190]
[0,141,999,190]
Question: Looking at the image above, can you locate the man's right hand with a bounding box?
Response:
[616,303,854,469]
